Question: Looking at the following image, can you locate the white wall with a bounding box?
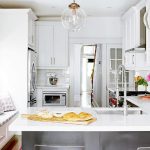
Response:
[0,10,28,112]
[69,17,122,39]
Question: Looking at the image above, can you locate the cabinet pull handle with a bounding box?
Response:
[124,56,126,65]
[54,58,55,64]
[51,57,52,64]
[132,55,134,64]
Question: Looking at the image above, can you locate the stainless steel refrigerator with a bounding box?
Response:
[27,48,37,107]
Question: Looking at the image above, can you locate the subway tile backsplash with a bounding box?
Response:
[36,69,70,86]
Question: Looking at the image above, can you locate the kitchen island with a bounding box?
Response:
[9,107,150,150]
[9,107,150,132]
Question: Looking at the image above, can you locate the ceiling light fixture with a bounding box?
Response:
[61,0,86,32]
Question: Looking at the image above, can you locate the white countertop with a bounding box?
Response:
[9,107,150,132]
[108,86,136,93]
[126,96,150,114]
[36,84,70,90]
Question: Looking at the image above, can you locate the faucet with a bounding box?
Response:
[116,65,127,116]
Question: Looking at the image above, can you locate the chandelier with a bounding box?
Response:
[61,0,86,32]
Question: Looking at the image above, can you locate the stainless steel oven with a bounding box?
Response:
[42,92,66,106]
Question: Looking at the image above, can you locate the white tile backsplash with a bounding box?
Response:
[36,69,70,86]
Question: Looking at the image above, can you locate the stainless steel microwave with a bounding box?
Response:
[42,91,66,106]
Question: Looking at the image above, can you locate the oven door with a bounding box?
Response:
[42,93,66,106]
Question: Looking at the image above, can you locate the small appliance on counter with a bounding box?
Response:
[49,76,58,85]
[47,73,58,85]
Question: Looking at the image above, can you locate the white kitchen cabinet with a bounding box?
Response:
[36,23,54,67]
[124,52,135,69]
[53,22,68,67]
[36,21,68,69]
[28,10,37,50]
[124,51,146,70]
[122,0,150,70]
[122,7,137,51]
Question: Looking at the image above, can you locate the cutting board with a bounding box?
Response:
[21,114,96,125]
[49,118,97,125]
[139,95,150,100]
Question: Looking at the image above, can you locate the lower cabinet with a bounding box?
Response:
[22,132,150,150]
[22,132,99,150]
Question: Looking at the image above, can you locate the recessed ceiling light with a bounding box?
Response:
[107,6,112,9]
[51,6,56,9]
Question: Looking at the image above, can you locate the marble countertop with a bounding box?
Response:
[9,107,150,132]
[126,96,150,114]
[107,86,136,93]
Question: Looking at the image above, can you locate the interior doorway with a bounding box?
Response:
[80,45,97,108]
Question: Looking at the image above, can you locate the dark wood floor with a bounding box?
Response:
[2,135,22,150]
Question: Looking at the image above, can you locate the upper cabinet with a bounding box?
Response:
[36,21,69,69]
[122,0,150,70]
[122,7,137,51]
[28,10,37,50]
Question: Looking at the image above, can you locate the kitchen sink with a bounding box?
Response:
[109,91,150,107]
[118,91,150,96]
[94,107,142,115]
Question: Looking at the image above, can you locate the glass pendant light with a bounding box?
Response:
[61,0,86,32]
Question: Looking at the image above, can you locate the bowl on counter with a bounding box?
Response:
[49,77,58,85]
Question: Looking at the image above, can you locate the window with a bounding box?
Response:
[108,46,133,88]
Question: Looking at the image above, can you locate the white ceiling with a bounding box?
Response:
[0,0,139,17]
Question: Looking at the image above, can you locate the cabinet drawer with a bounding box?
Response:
[34,145,84,150]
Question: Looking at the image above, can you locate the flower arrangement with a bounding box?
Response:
[134,76,148,87]
[146,73,150,82]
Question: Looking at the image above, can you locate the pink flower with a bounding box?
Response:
[146,73,150,82]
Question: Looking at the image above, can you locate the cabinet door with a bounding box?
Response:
[135,53,146,68]
[130,11,136,49]
[123,7,137,51]
[126,17,131,50]
[125,53,135,69]
[36,25,53,67]
[53,22,68,67]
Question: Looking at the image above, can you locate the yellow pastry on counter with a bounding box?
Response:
[78,112,93,121]
[37,111,53,119]
[21,111,95,124]
[63,112,93,122]
[63,112,80,121]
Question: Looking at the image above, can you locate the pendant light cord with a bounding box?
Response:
[73,0,75,3]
